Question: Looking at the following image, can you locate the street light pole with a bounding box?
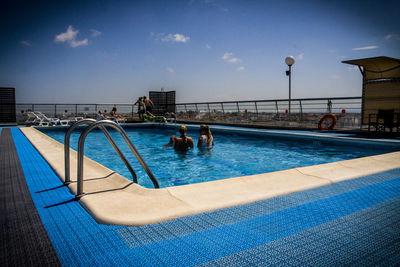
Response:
[285,56,295,114]
[288,64,292,113]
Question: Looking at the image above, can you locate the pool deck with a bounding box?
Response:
[20,126,400,226]
[2,126,400,265]
[0,128,61,266]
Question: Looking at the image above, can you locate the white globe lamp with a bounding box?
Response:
[285,56,295,66]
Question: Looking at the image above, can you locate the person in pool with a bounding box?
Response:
[197,124,214,149]
[168,125,194,151]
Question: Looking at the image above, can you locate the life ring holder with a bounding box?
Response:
[318,114,337,130]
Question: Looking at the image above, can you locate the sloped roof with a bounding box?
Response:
[342,56,400,80]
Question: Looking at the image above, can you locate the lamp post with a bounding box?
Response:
[285,56,295,113]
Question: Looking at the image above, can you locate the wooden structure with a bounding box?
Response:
[342,56,400,132]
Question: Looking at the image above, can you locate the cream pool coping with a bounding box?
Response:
[20,127,400,226]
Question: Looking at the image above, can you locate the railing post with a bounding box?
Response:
[299,100,303,120]
[255,102,258,115]
[207,103,210,113]
[54,104,57,117]
[221,103,224,113]
[75,104,78,116]
[195,103,198,112]
[236,102,240,112]
[327,99,332,113]
[32,104,34,112]
[275,101,279,114]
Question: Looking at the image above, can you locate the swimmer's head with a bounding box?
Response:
[200,124,208,133]
[179,125,187,135]
[200,124,211,135]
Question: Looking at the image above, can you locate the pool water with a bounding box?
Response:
[40,126,399,188]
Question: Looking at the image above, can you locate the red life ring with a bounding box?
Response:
[318,114,337,130]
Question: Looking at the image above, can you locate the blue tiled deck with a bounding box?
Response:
[10,128,400,266]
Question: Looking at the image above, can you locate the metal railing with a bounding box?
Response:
[15,103,139,122]
[75,120,159,198]
[14,96,364,128]
[173,97,362,114]
[15,97,362,117]
[171,97,363,129]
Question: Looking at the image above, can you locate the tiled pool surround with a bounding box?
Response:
[21,124,400,226]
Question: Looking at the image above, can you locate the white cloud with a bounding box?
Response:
[54,25,88,48]
[221,52,241,63]
[205,44,211,49]
[237,66,245,71]
[55,26,77,42]
[20,40,32,46]
[167,67,175,73]
[91,29,102,37]
[197,0,229,12]
[70,39,88,47]
[385,33,400,40]
[347,66,358,72]
[162,33,190,43]
[297,53,304,60]
[221,53,231,60]
[352,46,378,51]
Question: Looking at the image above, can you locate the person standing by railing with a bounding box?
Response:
[134,97,146,120]
[143,96,154,115]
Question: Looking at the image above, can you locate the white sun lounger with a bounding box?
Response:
[25,111,69,126]
[25,111,50,126]
[61,114,85,126]
[96,114,126,124]
[35,111,64,126]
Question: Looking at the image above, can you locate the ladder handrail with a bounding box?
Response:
[64,119,137,185]
[76,120,159,198]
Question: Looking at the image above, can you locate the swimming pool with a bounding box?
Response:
[39,124,400,188]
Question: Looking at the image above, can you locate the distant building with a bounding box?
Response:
[149,90,176,115]
[342,56,400,131]
[0,87,16,123]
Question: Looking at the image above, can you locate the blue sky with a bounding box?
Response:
[0,0,399,103]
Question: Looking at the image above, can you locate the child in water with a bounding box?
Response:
[197,124,214,149]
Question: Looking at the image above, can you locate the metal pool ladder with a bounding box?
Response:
[64,119,159,198]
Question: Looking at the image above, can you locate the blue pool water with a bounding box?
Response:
[39,125,399,188]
